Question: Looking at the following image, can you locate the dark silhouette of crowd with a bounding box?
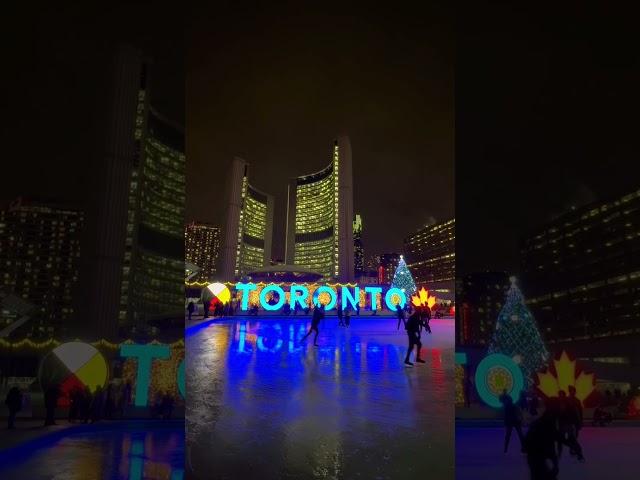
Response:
[496,387,587,479]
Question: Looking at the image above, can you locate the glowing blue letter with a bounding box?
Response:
[341,286,360,311]
[384,287,406,310]
[236,283,257,310]
[289,284,309,310]
[257,323,283,352]
[259,284,286,311]
[313,286,337,310]
[119,344,170,406]
[365,286,382,311]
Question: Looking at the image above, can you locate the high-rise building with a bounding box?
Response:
[0,198,83,339]
[185,222,221,282]
[521,188,640,347]
[353,214,364,277]
[82,45,185,340]
[404,218,455,299]
[456,271,510,347]
[379,253,401,285]
[285,136,354,282]
[219,157,274,280]
[366,254,381,271]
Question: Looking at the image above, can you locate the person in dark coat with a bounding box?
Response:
[557,388,585,461]
[301,304,324,346]
[5,386,22,429]
[422,305,432,334]
[187,301,195,321]
[396,304,406,330]
[499,389,525,453]
[524,402,561,480]
[203,299,210,319]
[404,310,425,366]
[337,302,344,326]
[44,385,59,426]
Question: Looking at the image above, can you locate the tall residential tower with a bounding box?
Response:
[285,136,354,282]
[185,222,221,282]
[219,157,274,280]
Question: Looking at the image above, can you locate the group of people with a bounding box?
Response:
[500,386,585,479]
[4,381,138,429]
[396,304,432,366]
[68,382,133,424]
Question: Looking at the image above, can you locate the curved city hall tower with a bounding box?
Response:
[285,136,354,282]
[219,157,274,280]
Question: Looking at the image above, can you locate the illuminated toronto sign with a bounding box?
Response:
[235,283,407,311]
[120,344,185,407]
[456,352,525,408]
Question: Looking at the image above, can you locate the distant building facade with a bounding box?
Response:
[353,214,364,277]
[285,136,354,282]
[219,157,274,280]
[521,188,640,379]
[82,46,185,340]
[456,271,510,347]
[379,253,401,285]
[0,198,83,339]
[185,222,221,282]
[404,218,455,300]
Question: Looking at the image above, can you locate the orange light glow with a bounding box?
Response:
[411,287,437,309]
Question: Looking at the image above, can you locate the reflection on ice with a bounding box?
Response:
[186,317,455,479]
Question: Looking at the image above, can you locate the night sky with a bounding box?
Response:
[0,4,184,210]
[186,4,454,260]
[456,3,640,276]
[3,4,638,278]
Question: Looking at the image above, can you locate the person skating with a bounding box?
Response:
[557,389,585,462]
[396,304,406,330]
[5,386,22,429]
[337,302,344,326]
[44,385,59,426]
[524,400,561,480]
[499,389,525,453]
[422,305,432,334]
[301,303,324,346]
[404,310,425,366]
[187,301,195,321]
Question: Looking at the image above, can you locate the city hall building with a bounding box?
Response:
[285,136,354,282]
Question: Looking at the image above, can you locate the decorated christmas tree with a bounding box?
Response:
[391,255,417,295]
[488,277,549,387]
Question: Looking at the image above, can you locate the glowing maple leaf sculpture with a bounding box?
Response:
[536,350,595,404]
[411,287,437,309]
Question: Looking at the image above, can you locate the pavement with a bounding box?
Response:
[456,425,640,479]
[0,419,77,451]
[186,315,456,479]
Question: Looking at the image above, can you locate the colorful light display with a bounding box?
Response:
[456,352,525,409]
[411,287,437,309]
[38,342,108,407]
[536,350,596,404]
[488,277,549,387]
[235,282,405,311]
[206,282,231,305]
[391,255,417,295]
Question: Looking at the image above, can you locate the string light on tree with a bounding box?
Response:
[391,255,417,295]
[488,276,549,388]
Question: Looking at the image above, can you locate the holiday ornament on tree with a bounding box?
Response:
[488,277,549,387]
